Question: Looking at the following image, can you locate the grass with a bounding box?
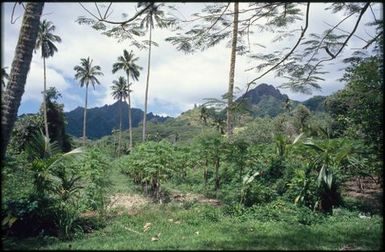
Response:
[3,202,383,250]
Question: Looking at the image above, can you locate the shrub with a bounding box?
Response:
[121,140,176,199]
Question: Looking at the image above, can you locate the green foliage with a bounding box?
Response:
[234,117,274,144]
[2,144,111,240]
[43,87,72,152]
[120,140,175,199]
[224,199,325,226]
[325,56,383,157]
[8,114,44,154]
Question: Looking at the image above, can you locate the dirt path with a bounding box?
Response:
[169,191,221,207]
[80,191,222,217]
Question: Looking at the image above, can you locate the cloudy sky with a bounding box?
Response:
[1,2,382,117]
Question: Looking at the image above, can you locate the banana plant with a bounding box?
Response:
[301,138,353,213]
[274,132,304,160]
[239,171,260,205]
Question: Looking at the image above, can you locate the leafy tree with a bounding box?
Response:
[112,49,142,150]
[8,114,44,154]
[35,19,62,151]
[111,76,129,156]
[293,104,311,133]
[74,57,104,146]
[44,87,72,152]
[325,56,383,156]
[1,2,44,160]
[167,3,306,136]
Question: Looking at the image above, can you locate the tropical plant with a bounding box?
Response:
[35,19,62,151]
[44,87,72,152]
[302,138,352,213]
[111,76,129,156]
[74,57,104,145]
[121,140,175,200]
[1,2,44,160]
[138,2,171,142]
[112,49,142,150]
[8,114,44,154]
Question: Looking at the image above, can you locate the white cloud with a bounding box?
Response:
[23,61,70,102]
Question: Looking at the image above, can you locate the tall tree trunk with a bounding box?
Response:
[1,2,44,160]
[83,84,88,146]
[143,25,152,142]
[127,73,133,150]
[215,156,220,192]
[226,2,239,137]
[42,57,50,151]
[118,99,122,156]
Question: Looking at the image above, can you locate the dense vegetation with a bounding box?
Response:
[1,2,382,250]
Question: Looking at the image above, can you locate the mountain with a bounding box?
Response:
[236,83,325,116]
[237,83,296,117]
[302,95,326,112]
[64,101,171,139]
[64,84,326,139]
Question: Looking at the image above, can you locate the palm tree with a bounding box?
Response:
[74,57,103,146]
[35,19,62,150]
[226,2,239,137]
[1,2,44,160]
[138,2,169,142]
[111,76,129,156]
[112,49,142,150]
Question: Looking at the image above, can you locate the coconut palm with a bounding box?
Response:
[112,49,142,150]
[138,2,170,142]
[1,2,44,160]
[35,19,62,150]
[74,57,103,146]
[111,76,129,156]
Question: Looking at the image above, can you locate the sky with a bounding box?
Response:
[1,2,382,117]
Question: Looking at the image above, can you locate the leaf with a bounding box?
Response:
[294,195,300,204]
[317,165,326,186]
[326,173,333,189]
[293,133,304,144]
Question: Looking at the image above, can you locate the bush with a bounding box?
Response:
[2,146,111,240]
[242,182,278,207]
[225,199,325,225]
[120,140,176,199]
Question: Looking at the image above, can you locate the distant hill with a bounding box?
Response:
[64,101,171,139]
[236,83,295,117]
[236,83,325,116]
[63,84,326,140]
[301,95,326,112]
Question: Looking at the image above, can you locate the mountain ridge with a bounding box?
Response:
[63,84,326,139]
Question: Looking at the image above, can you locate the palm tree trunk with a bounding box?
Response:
[83,84,88,146]
[1,2,44,160]
[127,74,133,150]
[142,25,152,142]
[226,2,239,137]
[118,99,122,156]
[42,57,50,151]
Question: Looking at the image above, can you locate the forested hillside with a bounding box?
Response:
[64,101,170,139]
